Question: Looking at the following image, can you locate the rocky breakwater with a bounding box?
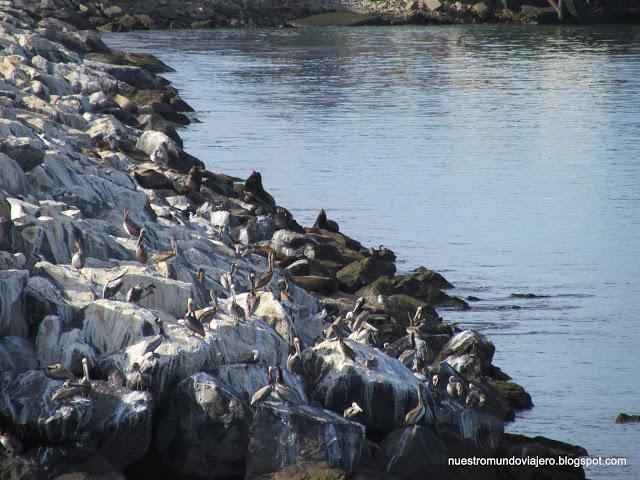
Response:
[0,5,586,480]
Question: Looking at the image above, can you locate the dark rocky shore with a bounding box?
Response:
[0,2,589,479]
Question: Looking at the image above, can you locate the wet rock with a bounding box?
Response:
[159,372,251,477]
[246,403,365,479]
[615,413,640,423]
[336,257,396,294]
[434,403,504,453]
[302,340,425,433]
[376,425,448,479]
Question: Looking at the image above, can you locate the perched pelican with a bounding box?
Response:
[195,267,206,285]
[71,229,85,269]
[383,342,397,357]
[273,366,299,405]
[127,362,150,390]
[139,318,166,356]
[41,363,74,380]
[102,269,128,299]
[412,306,424,325]
[228,285,246,322]
[123,208,142,238]
[314,308,328,323]
[184,298,205,338]
[245,272,258,317]
[337,332,356,362]
[149,237,178,264]
[135,228,147,264]
[465,384,485,408]
[279,277,293,303]
[287,337,302,372]
[447,376,464,399]
[51,380,83,401]
[352,297,365,316]
[0,431,22,456]
[405,385,426,425]
[349,310,370,332]
[431,375,440,388]
[79,357,92,396]
[324,315,344,340]
[343,402,363,419]
[251,367,274,405]
[255,251,275,290]
[377,294,390,310]
[220,262,237,292]
[126,283,156,303]
[234,243,252,258]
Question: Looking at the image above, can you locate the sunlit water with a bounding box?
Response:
[105,25,640,479]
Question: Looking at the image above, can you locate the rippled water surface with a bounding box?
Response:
[105,25,640,478]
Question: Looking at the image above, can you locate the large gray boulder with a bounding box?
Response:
[159,372,252,478]
[246,403,365,479]
[0,152,30,195]
[0,135,45,171]
[0,269,29,337]
[376,425,449,479]
[302,340,426,432]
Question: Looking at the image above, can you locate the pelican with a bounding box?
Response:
[71,229,85,269]
[273,366,299,405]
[0,431,22,456]
[250,367,274,405]
[79,357,92,396]
[195,267,205,285]
[51,380,83,401]
[126,283,156,303]
[343,402,363,419]
[412,306,424,325]
[279,277,293,303]
[255,251,274,290]
[314,308,328,323]
[149,237,178,264]
[123,208,142,238]
[287,337,302,372]
[139,318,166,356]
[41,363,74,380]
[184,298,205,338]
[220,262,237,292]
[228,285,246,322]
[245,272,258,317]
[135,228,147,264]
[337,331,356,362]
[377,294,390,310]
[234,243,251,257]
[127,362,150,390]
[349,310,370,332]
[324,315,344,340]
[102,269,128,299]
[465,385,485,408]
[447,376,462,399]
[405,385,426,425]
[352,297,365,316]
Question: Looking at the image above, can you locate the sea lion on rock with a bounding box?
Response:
[176,166,202,194]
[292,275,338,294]
[245,170,276,209]
[133,168,176,191]
[312,208,339,233]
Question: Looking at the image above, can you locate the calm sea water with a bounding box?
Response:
[105,25,640,479]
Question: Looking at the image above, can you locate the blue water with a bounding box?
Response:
[105,25,640,479]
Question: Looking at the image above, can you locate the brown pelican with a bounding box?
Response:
[405,385,426,425]
[273,366,300,405]
[123,208,142,239]
[135,228,147,264]
[343,402,363,419]
[149,237,178,264]
[250,367,274,405]
[127,362,150,390]
[245,272,258,317]
[324,315,344,341]
[255,252,275,290]
[51,380,84,401]
[314,308,328,323]
[377,294,390,310]
[312,208,339,232]
[447,376,465,399]
[220,262,237,292]
[0,431,22,456]
[228,285,246,322]
[195,267,205,285]
[126,283,156,303]
[79,357,92,396]
[412,306,424,325]
[234,243,252,257]
[352,297,365,316]
[349,310,370,332]
[139,318,166,356]
[102,269,128,299]
[184,298,205,338]
[71,229,85,269]
[431,375,440,388]
[337,331,356,362]
[287,337,302,372]
[279,277,293,303]
[41,363,74,380]
[383,342,397,357]
[465,384,485,408]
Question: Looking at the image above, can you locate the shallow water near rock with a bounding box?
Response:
[105,25,640,479]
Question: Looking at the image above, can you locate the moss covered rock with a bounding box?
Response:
[336,257,396,293]
[489,380,533,411]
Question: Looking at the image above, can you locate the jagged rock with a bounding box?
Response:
[135,130,201,173]
[0,336,37,377]
[376,425,448,479]
[246,403,365,479]
[0,152,30,195]
[487,380,533,410]
[0,269,29,337]
[336,257,396,294]
[0,135,45,171]
[236,215,276,244]
[0,370,152,467]
[439,330,495,368]
[159,372,252,477]
[302,340,425,432]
